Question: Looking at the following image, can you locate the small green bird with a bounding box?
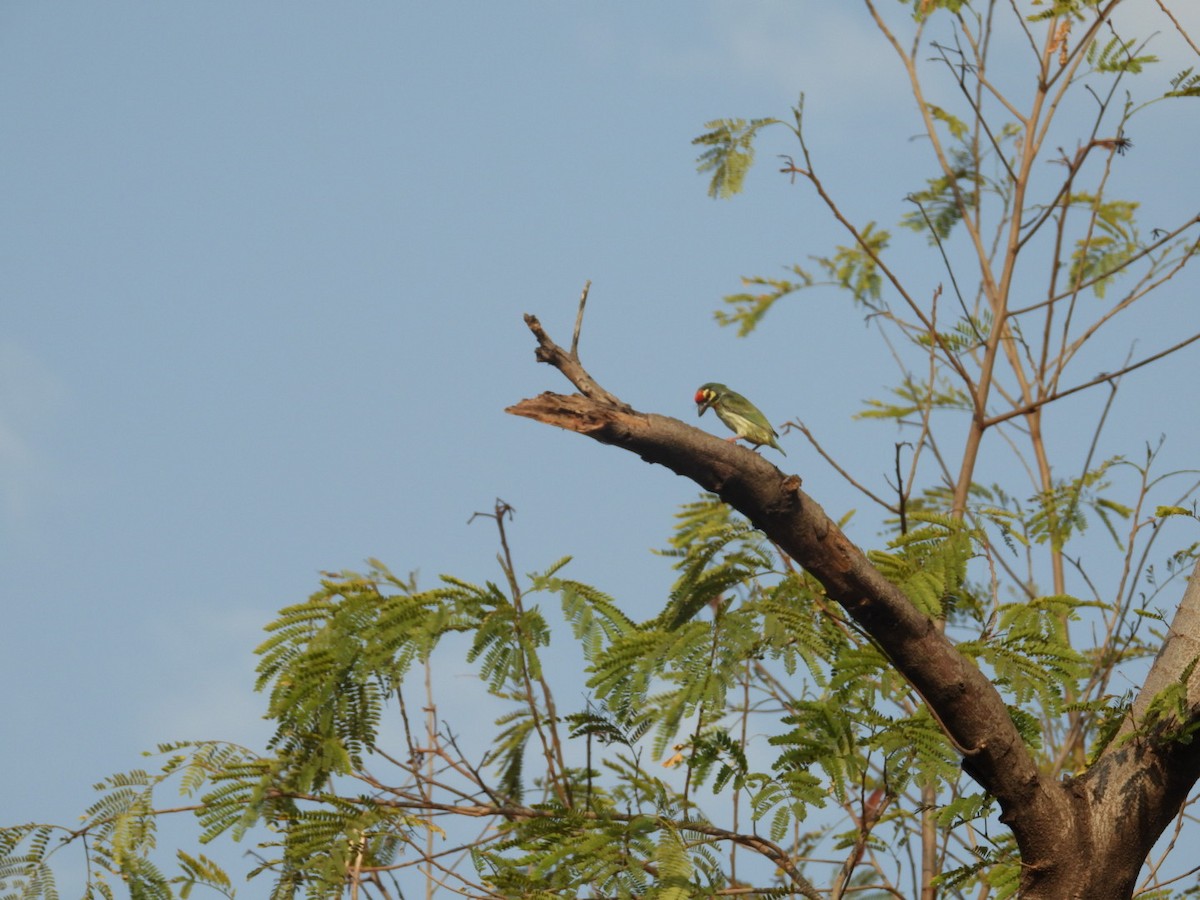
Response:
[695,382,785,455]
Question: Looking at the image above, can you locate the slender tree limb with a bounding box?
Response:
[471,500,573,808]
[982,330,1200,427]
[1153,0,1200,57]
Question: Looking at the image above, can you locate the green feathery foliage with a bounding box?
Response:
[1027,458,1131,550]
[1,468,1191,896]
[692,117,779,199]
[1087,34,1158,74]
[1166,66,1200,98]
[1026,0,1106,22]
[1065,195,1141,299]
[902,146,982,242]
[815,222,890,307]
[868,514,977,619]
[715,267,815,337]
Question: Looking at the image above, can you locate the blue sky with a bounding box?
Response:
[3,1,1200,893]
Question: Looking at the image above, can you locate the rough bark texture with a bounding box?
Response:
[508,314,1200,898]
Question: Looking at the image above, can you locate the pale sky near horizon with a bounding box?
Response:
[3,2,1200,894]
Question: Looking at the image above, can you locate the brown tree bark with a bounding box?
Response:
[508,313,1200,899]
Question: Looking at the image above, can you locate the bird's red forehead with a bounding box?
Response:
[694,388,708,403]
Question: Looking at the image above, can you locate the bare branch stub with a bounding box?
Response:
[523,313,629,409]
[570,280,591,358]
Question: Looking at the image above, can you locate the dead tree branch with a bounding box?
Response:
[507,310,1200,899]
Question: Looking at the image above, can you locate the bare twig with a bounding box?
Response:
[984,330,1200,427]
[785,418,898,513]
[525,311,629,409]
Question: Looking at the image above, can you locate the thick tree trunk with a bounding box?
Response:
[509,314,1200,898]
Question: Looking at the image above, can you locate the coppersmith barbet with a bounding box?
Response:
[694,383,785,455]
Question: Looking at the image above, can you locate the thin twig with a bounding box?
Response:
[908,197,983,347]
[785,419,899,513]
